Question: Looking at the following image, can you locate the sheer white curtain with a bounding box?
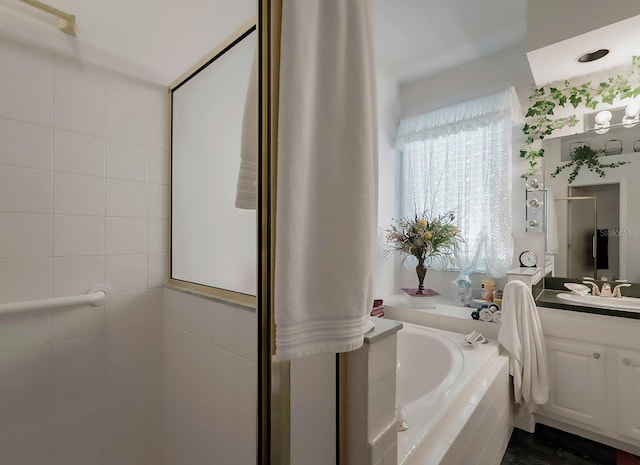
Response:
[396,87,522,277]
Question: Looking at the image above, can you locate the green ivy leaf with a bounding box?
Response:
[569,95,582,107]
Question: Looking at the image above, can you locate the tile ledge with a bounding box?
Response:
[364,317,402,344]
[163,283,255,312]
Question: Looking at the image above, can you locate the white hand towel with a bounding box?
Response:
[498,279,550,432]
[275,0,378,359]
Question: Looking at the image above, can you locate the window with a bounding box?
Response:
[170,24,257,302]
[395,87,522,277]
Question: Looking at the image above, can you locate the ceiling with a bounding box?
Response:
[0,0,256,84]
[526,14,640,86]
[372,0,527,85]
[0,0,527,86]
[5,0,635,90]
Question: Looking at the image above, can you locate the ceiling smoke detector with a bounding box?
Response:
[577,49,610,63]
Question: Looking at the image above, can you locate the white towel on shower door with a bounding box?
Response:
[498,279,550,432]
[235,44,258,210]
[275,0,378,360]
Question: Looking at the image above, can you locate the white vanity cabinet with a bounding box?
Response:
[543,338,606,430]
[536,306,640,455]
[617,349,640,443]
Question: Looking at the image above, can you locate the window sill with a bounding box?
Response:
[382,293,501,340]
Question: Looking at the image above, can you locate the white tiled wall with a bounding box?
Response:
[0,13,169,465]
[346,331,399,465]
[162,288,257,465]
[415,356,514,465]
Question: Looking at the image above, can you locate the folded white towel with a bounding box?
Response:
[498,279,550,432]
[274,0,378,359]
[479,308,493,322]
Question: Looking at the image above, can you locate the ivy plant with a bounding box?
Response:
[521,56,640,179]
[550,145,628,184]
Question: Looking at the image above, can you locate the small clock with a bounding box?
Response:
[519,250,538,267]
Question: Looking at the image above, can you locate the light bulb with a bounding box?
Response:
[594,121,610,134]
[622,114,639,128]
[594,110,612,125]
[525,178,542,190]
[527,198,543,209]
[625,101,640,118]
[526,219,542,231]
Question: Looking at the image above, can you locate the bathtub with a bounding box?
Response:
[396,322,503,465]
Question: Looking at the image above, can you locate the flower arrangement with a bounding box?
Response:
[385,211,464,263]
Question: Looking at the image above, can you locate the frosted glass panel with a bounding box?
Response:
[171,29,256,295]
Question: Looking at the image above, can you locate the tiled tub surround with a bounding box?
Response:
[395,324,512,465]
[346,318,512,465]
[347,319,403,465]
[0,12,169,465]
[162,287,257,465]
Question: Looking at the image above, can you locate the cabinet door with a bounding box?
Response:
[617,350,640,442]
[542,338,606,429]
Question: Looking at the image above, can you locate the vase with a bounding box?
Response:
[415,257,427,294]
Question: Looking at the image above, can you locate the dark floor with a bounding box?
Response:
[500,424,622,465]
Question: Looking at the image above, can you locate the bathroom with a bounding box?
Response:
[1,0,640,465]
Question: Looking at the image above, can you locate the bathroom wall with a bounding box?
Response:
[400,43,533,119]
[374,67,402,299]
[392,42,543,293]
[0,12,168,464]
[162,288,257,465]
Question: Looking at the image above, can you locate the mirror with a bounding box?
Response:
[543,119,640,282]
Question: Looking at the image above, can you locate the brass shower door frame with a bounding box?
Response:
[258,0,289,464]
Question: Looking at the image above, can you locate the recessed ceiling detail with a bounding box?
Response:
[577,49,610,63]
[527,14,640,86]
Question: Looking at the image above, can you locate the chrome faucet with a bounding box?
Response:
[582,277,600,296]
[600,282,613,297]
[612,283,632,298]
[582,277,631,298]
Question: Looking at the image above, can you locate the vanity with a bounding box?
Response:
[385,270,640,457]
[526,69,640,455]
[534,278,640,456]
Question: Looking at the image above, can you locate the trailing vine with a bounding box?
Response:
[550,145,628,184]
[521,56,640,179]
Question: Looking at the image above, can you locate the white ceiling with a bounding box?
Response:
[526,14,640,86]
[7,0,635,90]
[372,0,527,85]
[0,0,256,84]
[0,0,527,87]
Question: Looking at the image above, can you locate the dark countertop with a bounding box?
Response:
[536,289,640,320]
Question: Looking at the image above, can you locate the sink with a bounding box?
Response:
[557,293,640,312]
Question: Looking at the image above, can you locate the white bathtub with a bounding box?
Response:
[396,323,501,465]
